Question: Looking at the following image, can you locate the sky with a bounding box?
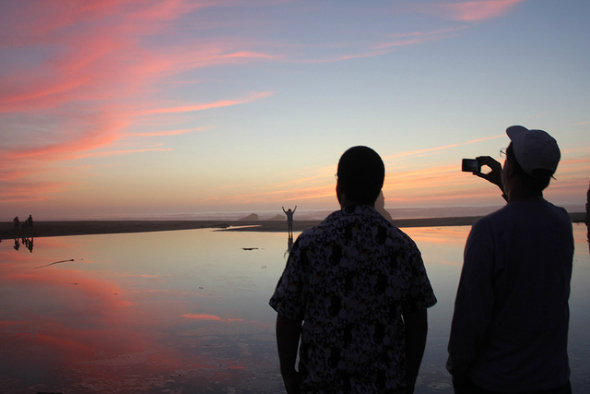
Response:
[1,0,589,221]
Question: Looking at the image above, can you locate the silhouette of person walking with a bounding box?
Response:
[282,206,297,237]
[13,216,20,231]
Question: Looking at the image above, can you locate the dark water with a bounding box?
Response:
[0,225,588,393]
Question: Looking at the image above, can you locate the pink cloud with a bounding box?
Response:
[127,127,206,137]
[0,180,72,203]
[312,49,392,63]
[0,1,280,205]
[182,313,243,322]
[222,50,280,60]
[80,147,173,159]
[139,92,273,115]
[5,113,127,160]
[125,0,208,21]
[1,0,276,115]
[437,0,526,22]
[377,26,469,51]
[309,26,473,63]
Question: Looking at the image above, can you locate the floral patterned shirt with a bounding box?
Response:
[270,205,437,393]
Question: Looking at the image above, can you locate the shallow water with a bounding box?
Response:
[0,224,588,393]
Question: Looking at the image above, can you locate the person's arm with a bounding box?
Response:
[447,221,495,388]
[474,156,507,201]
[404,309,428,394]
[276,313,303,394]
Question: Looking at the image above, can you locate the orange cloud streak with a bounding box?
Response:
[194,138,590,210]
[383,135,503,160]
[79,147,173,159]
[140,92,273,115]
[182,313,244,322]
[6,115,127,160]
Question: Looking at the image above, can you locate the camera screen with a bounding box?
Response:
[462,159,479,172]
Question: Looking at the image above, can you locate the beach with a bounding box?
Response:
[1,212,585,240]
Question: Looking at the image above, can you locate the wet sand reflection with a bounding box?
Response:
[0,227,588,393]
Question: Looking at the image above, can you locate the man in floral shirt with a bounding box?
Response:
[270,146,437,393]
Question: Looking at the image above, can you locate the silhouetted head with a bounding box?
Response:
[504,126,560,193]
[336,146,384,206]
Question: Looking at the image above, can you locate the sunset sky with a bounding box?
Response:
[1,0,589,220]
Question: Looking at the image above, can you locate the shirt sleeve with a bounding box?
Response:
[403,241,438,313]
[269,237,306,320]
[447,219,495,380]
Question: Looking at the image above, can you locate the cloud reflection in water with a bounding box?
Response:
[0,225,588,393]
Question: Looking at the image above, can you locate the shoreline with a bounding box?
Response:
[1,212,586,240]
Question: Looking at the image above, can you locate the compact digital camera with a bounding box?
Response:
[461,158,480,173]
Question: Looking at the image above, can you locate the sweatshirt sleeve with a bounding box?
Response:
[446,219,495,381]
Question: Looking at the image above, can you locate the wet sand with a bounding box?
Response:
[1,212,585,240]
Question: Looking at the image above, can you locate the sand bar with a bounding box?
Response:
[1,213,586,240]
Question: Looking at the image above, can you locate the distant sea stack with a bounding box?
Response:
[239,213,259,221]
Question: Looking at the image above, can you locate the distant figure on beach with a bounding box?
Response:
[13,216,20,231]
[447,126,573,393]
[270,146,437,393]
[27,215,33,229]
[282,206,297,237]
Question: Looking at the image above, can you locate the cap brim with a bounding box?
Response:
[506,125,529,140]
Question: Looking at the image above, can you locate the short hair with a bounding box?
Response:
[506,143,552,193]
[337,146,385,204]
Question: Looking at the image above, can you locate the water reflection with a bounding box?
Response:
[285,235,294,258]
[1,230,285,393]
[11,237,34,252]
[0,226,588,393]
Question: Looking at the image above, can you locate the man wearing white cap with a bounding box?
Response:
[447,126,573,393]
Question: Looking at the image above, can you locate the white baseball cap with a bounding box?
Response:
[506,125,560,175]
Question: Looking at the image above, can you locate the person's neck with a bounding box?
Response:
[339,196,374,209]
[507,186,544,203]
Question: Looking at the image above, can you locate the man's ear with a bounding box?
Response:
[504,156,515,179]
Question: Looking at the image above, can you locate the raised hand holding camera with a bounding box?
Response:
[462,156,503,194]
[473,156,502,188]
